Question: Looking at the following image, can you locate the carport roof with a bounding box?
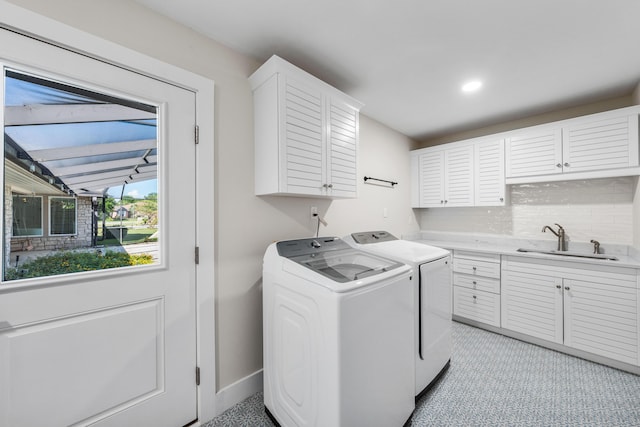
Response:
[4,70,157,197]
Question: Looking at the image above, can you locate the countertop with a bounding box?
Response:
[406,232,640,269]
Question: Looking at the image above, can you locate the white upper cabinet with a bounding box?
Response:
[444,145,475,206]
[562,114,639,173]
[505,108,640,183]
[474,139,505,206]
[249,55,363,198]
[505,128,562,178]
[411,138,505,208]
[412,144,474,208]
[415,149,445,207]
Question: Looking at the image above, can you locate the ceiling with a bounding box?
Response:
[134,0,640,141]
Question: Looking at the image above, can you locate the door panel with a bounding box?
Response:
[0,28,196,427]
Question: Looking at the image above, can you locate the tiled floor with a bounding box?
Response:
[204,322,640,426]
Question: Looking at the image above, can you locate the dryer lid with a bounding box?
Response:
[277,237,405,283]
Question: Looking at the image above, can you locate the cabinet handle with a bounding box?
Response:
[499,197,504,202]
[564,286,570,291]
[472,266,477,271]
[440,200,444,204]
[556,163,562,168]
[327,184,333,188]
[564,162,570,167]
[444,200,448,204]
[472,281,477,285]
[472,295,477,301]
[556,285,561,289]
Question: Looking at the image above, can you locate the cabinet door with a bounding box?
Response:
[563,278,638,365]
[505,129,562,178]
[326,97,358,198]
[418,150,445,207]
[562,115,640,173]
[501,268,563,344]
[475,139,505,206]
[281,75,325,195]
[444,145,474,206]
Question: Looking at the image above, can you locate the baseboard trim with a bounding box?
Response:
[213,369,263,417]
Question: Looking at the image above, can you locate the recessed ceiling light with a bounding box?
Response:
[461,80,483,93]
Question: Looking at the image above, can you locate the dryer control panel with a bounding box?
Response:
[350,231,397,244]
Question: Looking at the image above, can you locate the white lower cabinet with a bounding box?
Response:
[502,256,639,366]
[452,251,501,327]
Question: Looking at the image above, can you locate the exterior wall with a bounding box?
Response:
[9,196,93,252]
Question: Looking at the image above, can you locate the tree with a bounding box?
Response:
[103,196,117,215]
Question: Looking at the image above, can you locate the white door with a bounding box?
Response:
[0,28,197,427]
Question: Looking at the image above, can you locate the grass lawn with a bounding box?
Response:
[101,227,157,247]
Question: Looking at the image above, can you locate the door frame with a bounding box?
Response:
[0,1,217,422]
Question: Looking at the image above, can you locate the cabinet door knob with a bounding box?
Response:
[472,295,477,300]
[327,184,333,188]
[444,200,448,203]
[472,281,477,285]
[556,285,561,289]
[564,162,570,167]
[440,200,444,204]
[499,197,504,202]
[564,286,570,291]
[556,163,562,168]
[472,266,477,271]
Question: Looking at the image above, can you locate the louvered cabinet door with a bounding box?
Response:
[281,76,325,196]
[501,268,563,344]
[443,145,474,206]
[505,129,562,178]
[562,115,640,173]
[474,139,505,206]
[563,278,638,365]
[418,150,445,207]
[326,97,358,198]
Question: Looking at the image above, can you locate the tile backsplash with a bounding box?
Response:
[418,177,637,245]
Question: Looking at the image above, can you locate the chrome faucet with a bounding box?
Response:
[590,239,600,254]
[542,223,567,251]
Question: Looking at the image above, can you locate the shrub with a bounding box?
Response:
[5,250,154,280]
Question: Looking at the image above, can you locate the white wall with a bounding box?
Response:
[3,0,419,392]
[418,177,635,247]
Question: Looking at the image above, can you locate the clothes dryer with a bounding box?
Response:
[263,237,415,427]
[343,231,452,398]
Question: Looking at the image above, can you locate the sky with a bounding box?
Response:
[107,179,157,200]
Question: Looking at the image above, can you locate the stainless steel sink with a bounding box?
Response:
[516,248,618,261]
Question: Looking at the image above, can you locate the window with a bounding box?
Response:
[12,195,43,236]
[4,68,159,281]
[49,197,77,235]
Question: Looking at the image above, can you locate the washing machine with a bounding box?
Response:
[343,231,452,398]
[263,237,415,427]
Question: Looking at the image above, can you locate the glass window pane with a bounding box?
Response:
[3,69,159,282]
[50,197,76,235]
[12,195,43,236]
